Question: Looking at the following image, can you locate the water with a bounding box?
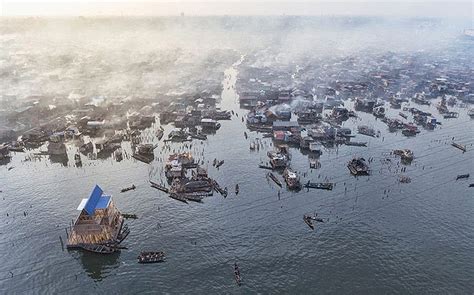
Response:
[1,56,474,295]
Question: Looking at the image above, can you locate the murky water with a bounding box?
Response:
[1,60,473,294]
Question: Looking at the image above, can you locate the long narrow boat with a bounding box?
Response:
[137,251,165,263]
[121,185,136,193]
[345,141,367,147]
[452,142,467,152]
[267,172,282,187]
[77,243,117,254]
[304,181,334,190]
[150,181,169,193]
[234,263,242,286]
[168,193,188,204]
[303,216,314,230]
[183,193,204,202]
[456,174,470,180]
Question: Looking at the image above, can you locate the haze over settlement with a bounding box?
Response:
[0,1,473,294]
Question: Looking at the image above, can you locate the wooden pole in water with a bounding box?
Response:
[59,236,64,251]
[65,227,69,239]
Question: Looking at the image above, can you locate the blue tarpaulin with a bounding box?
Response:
[84,185,110,215]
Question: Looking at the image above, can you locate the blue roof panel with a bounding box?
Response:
[84,185,103,215]
[95,195,111,210]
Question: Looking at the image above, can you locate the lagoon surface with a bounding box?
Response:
[0,17,473,294]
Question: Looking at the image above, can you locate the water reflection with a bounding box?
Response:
[49,154,69,167]
[76,251,121,281]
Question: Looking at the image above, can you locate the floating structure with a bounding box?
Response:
[283,168,301,190]
[67,185,129,254]
[132,144,156,164]
[468,109,474,118]
[393,149,414,162]
[357,125,377,137]
[347,158,370,175]
[201,118,221,130]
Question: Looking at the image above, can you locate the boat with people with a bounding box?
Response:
[283,168,301,190]
[303,215,314,230]
[393,149,414,162]
[234,263,242,286]
[304,181,334,190]
[347,158,370,175]
[137,251,165,264]
[456,174,470,180]
[443,111,459,119]
[121,184,136,193]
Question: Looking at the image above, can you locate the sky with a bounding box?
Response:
[0,0,472,18]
